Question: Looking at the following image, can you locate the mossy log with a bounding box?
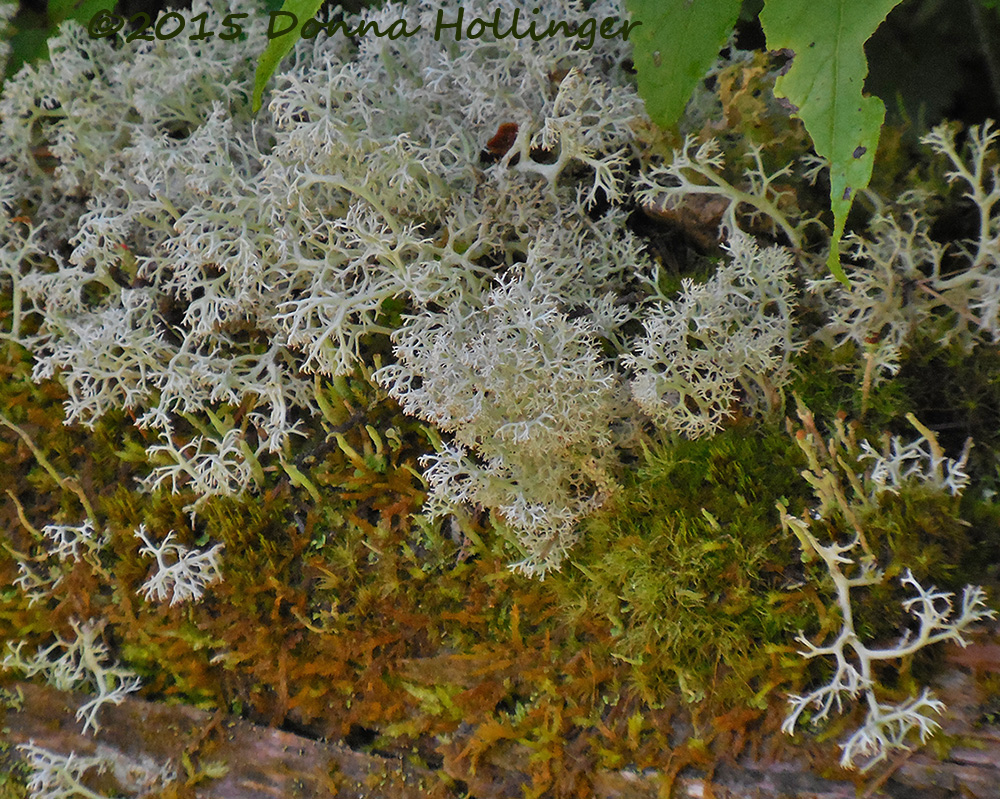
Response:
[4,660,1000,799]
[0,681,442,798]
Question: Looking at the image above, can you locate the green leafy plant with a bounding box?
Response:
[625,0,741,128]
[627,0,906,282]
[759,0,902,282]
[252,0,324,113]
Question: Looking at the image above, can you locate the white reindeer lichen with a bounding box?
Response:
[2,620,141,734]
[625,229,797,438]
[134,524,224,606]
[779,514,994,770]
[780,409,994,770]
[858,413,972,498]
[17,742,114,799]
[11,518,108,607]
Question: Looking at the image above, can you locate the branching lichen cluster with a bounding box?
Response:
[0,0,815,576]
[780,408,994,769]
[0,0,998,787]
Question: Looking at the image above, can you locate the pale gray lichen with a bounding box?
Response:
[809,122,1000,372]
[134,524,224,606]
[779,515,994,770]
[0,0,815,573]
[17,742,115,799]
[2,620,141,734]
[780,412,994,770]
[11,518,107,607]
[625,228,797,438]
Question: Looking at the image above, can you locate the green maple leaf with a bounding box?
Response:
[625,0,742,127]
[759,0,904,283]
[252,0,324,113]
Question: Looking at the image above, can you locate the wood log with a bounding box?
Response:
[0,681,444,799]
[3,662,999,799]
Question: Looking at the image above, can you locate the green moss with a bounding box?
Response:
[0,741,28,799]
[2,206,998,790]
[554,421,815,708]
[899,336,1000,481]
[790,339,915,430]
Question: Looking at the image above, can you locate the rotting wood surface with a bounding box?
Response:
[1,681,441,799]
[3,651,1000,799]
